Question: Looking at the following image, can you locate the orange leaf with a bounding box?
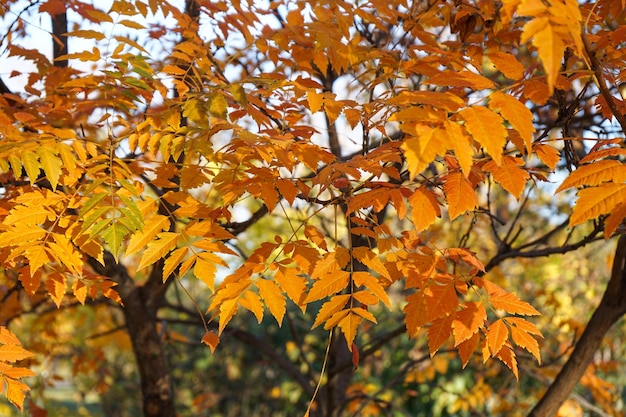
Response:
[533,144,561,171]
[427,315,453,356]
[490,292,541,316]
[489,92,535,154]
[304,225,328,251]
[201,331,220,353]
[452,302,487,346]
[0,345,34,363]
[555,160,626,193]
[274,266,307,307]
[5,378,29,411]
[495,344,519,380]
[443,172,478,220]
[486,318,509,355]
[604,202,626,239]
[459,107,507,166]
[409,186,441,232]
[404,293,428,337]
[457,332,479,368]
[0,328,21,346]
[46,272,66,308]
[423,281,458,321]
[505,317,542,336]
[3,366,36,379]
[508,319,542,364]
[570,184,626,226]
[304,270,350,303]
[483,156,530,199]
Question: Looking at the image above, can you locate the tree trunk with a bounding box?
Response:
[528,234,626,417]
[90,254,176,417]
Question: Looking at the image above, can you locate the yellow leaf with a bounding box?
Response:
[428,70,494,90]
[162,247,188,281]
[25,245,51,275]
[521,16,565,94]
[218,298,239,334]
[570,184,626,226]
[230,84,248,107]
[256,279,286,325]
[313,294,351,328]
[304,270,350,303]
[556,160,626,193]
[193,253,221,292]
[66,29,106,41]
[443,172,478,220]
[239,290,264,323]
[336,311,362,350]
[484,156,530,199]
[486,318,508,355]
[37,145,62,190]
[352,247,391,281]
[117,19,145,29]
[86,8,114,23]
[162,64,187,76]
[486,51,524,80]
[208,93,228,119]
[459,107,507,165]
[21,150,40,185]
[402,125,446,179]
[352,271,391,308]
[137,232,180,270]
[489,92,535,154]
[444,120,474,177]
[47,234,83,276]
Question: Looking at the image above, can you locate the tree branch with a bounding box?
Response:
[528,234,626,416]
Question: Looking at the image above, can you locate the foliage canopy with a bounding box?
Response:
[0,0,626,415]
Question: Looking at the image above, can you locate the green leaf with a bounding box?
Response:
[101,223,130,261]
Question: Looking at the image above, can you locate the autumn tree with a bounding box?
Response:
[0,0,625,416]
